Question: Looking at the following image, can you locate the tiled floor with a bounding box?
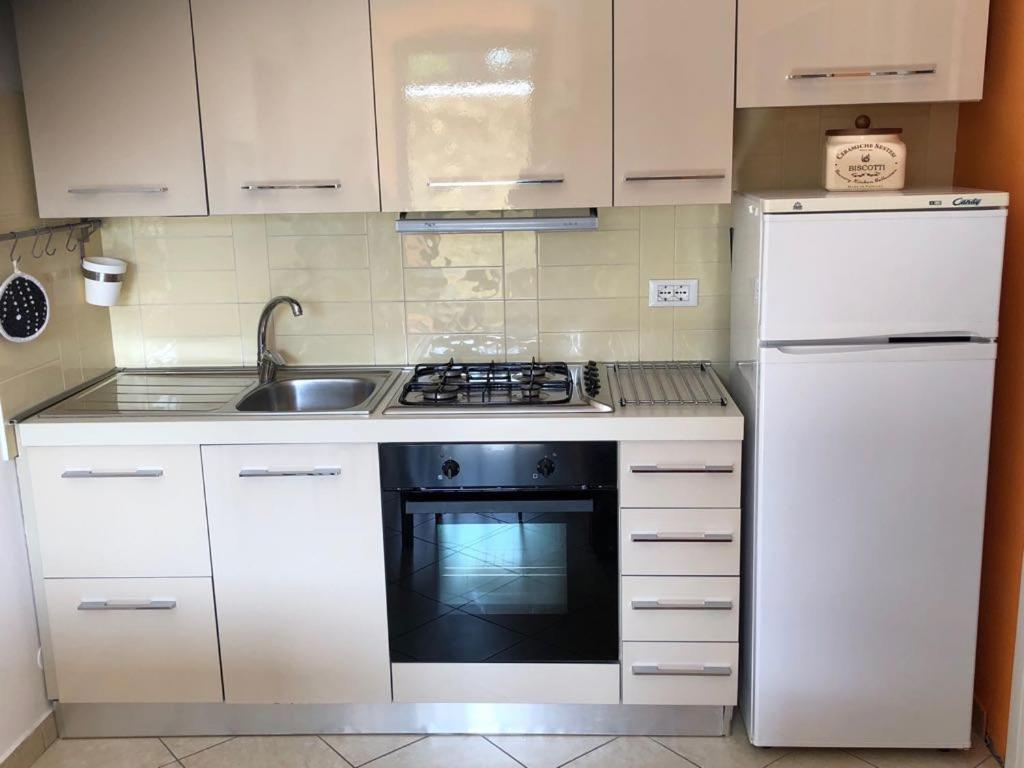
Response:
[27,720,997,768]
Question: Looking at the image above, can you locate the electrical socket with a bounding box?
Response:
[648,279,698,307]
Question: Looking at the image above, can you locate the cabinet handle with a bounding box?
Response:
[630,464,734,474]
[787,65,937,81]
[238,466,341,478]
[632,663,732,677]
[67,185,168,194]
[625,172,726,182]
[240,181,342,191]
[61,468,164,479]
[78,599,176,611]
[427,177,565,188]
[631,598,733,610]
[631,531,734,543]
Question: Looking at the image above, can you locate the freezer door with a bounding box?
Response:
[760,209,1006,342]
[749,343,994,748]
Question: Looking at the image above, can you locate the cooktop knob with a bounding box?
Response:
[441,458,460,479]
[536,457,556,477]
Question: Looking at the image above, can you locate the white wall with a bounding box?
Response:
[0,0,52,759]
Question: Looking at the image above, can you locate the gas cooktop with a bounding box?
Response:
[382,359,614,415]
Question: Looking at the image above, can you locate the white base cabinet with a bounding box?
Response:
[203,444,391,704]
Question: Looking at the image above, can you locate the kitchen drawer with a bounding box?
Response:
[26,446,210,577]
[622,576,739,642]
[44,577,222,703]
[620,508,740,576]
[620,442,740,508]
[622,641,738,706]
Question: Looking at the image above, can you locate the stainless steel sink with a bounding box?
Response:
[234,369,397,414]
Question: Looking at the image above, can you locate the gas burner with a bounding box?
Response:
[422,384,459,402]
[519,381,544,399]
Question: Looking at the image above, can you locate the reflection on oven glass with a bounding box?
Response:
[437,522,568,615]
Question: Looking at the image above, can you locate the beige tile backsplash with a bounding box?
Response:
[102,102,959,370]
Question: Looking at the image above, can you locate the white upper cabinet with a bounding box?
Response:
[192,0,381,214]
[614,0,735,206]
[737,0,990,108]
[370,0,613,212]
[13,0,206,218]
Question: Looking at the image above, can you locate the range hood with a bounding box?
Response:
[395,208,599,234]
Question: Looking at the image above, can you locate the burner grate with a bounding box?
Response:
[399,359,574,407]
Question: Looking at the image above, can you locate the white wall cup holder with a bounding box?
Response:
[81,256,126,306]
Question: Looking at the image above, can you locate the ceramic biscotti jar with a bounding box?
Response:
[824,122,906,192]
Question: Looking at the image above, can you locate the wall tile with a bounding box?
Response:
[274,302,373,335]
[407,334,504,363]
[673,329,730,363]
[539,298,638,332]
[673,261,731,296]
[138,270,238,304]
[140,304,241,338]
[639,206,676,289]
[402,233,502,268]
[506,300,539,362]
[538,230,639,266]
[367,213,404,301]
[133,216,232,238]
[598,206,641,231]
[675,204,731,229]
[504,231,537,299]
[239,303,264,366]
[133,237,235,271]
[405,301,504,334]
[268,235,368,270]
[108,306,145,368]
[538,265,639,300]
[540,331,640,362]
[675,228,731,264]
[270,269,371,302]
[405,267,503,301]
[233,215,271,303]
[673,294,731,331]
[266,213,366,236]
[144,336,242,367]
[372,302,407,365]
[276,334,375,365]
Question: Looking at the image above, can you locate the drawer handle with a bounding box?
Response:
[61,468,164,479]
[630,464,734,474]
[239,466,341,478]
[625,172,726,182]
[78,600,176,611]
[67,185,168,194]
[427,176,564,188]
[787,65,936,81]
[632,663,732,677]
[631,531,734,543]
[631,598,733,610]
[241,181,342,191]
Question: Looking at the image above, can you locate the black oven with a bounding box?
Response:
[379,442,618,664]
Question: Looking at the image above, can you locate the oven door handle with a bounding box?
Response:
[630,531,734,543]
[629,464,735,474]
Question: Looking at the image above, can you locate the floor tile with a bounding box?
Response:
[486,735,615,768]
[565,737,697,767]
[656,717,785,768]
[849,735,992,768]
[30,739,174,768]
[180,736,346,768]
[160,738,232,761]
[768,750,875,767]
[319,735,423,767]
[366,736,521,768]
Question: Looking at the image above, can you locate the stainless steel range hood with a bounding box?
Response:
[395,208,599,234]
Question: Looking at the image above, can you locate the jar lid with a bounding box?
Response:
[826,127,903,136]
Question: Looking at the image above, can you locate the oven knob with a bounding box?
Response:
[536,457,556,477]
[441,458,460,479]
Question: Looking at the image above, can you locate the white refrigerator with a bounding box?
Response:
[730,189,1009,748]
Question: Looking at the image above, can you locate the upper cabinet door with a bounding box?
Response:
[371,0,612,212]
[737,0,990,108]
[13,0,206,218]
[614,0,735,207]
[192,0,380,215]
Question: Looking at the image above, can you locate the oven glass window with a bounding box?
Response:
[383,494,618,663]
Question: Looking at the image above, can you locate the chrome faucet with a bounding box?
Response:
[257,296,303,385]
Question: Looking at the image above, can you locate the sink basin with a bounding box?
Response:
[236,377,379,413]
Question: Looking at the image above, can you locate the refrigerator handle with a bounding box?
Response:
[767,335,991,355]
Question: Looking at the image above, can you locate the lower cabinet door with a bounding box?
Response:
[202,443,391,703]
[622,641,738,705]
[44,577,222,703]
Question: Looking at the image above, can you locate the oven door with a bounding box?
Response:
[382,489,618,663]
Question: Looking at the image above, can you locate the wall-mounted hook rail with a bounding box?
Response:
[0,219,101,259]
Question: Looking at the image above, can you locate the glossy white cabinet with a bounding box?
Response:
[370,0,613,212]
[192,0,381,215]
[613,0,734,206]
[203,444,391,704]
[13,0,206,217]
[737,0,990,107]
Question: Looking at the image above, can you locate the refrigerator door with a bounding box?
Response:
[759,209,1006,342]
[748,342,994,748]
